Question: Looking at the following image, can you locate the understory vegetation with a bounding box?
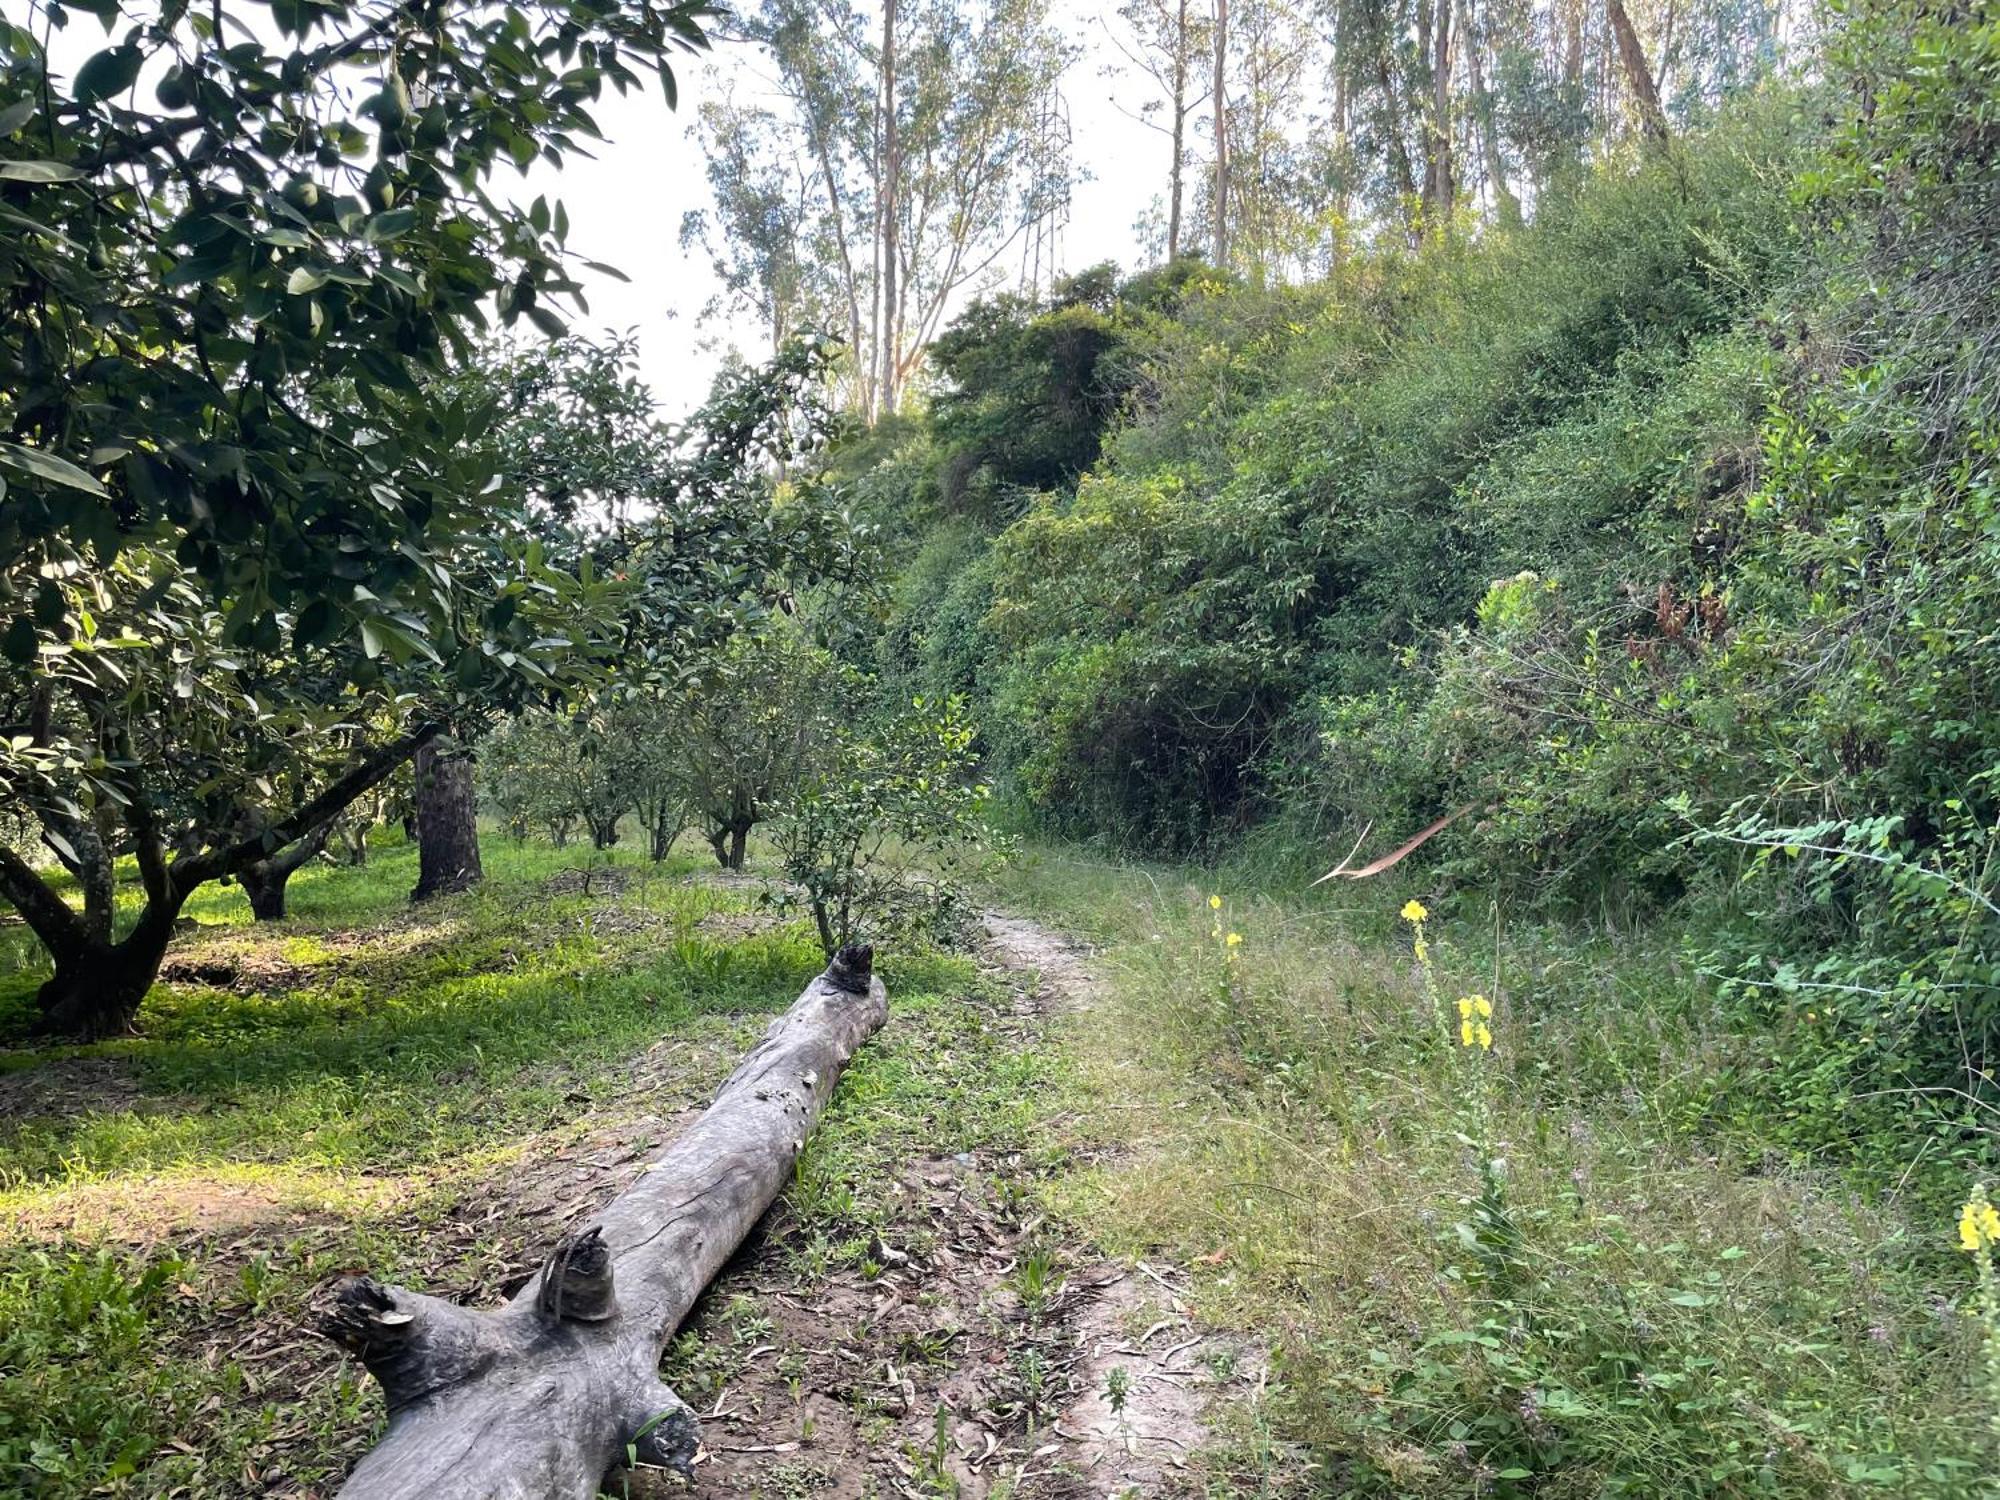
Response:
[821,1,2000,1491]
[989,844,1989,1494]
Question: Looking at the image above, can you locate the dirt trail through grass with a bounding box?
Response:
[0,844,1250,1497]
[659,909,1245,1500]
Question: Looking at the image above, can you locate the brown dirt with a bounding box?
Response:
[0,1055,143,1121]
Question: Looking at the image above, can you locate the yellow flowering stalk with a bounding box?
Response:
[1457,994,1493,1050]
[1959,1183,2000,1438]
[1403,898,1447,1041]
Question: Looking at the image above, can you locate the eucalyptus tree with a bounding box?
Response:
[0,0,716,1036]
[1105,0,1213,261]
[695,0,1075,420]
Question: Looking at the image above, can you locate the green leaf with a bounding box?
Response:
[0,159,83,183]
[73,45,145,106]
[286,265,331,294]
[0,99,38,136]
[0,441,108,497]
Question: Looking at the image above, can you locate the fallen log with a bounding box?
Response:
[317,945,887,1499]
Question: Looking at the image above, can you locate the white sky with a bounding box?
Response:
[517,0,1170,417]
[35,0,1170,419]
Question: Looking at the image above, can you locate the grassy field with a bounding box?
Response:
[0,832,1042,1498]
[983,843,1992,1497]
[3,830,1991,1497]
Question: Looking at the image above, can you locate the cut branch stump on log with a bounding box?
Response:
[316,945,887,1499]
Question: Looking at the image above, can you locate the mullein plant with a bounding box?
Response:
[1405,898,1522,1299]
[1958,1184,2000,1441]
[1402,899,1449,1045]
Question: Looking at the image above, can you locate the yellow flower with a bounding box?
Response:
[1209,894,1223,910]
[1400,899,1429,923]
[1957,1193,2000,1251]
[1472,995,1492,1018]
[1461,1018,1476,1047]
[1226,932,1242,947]
[1459,994,1491,1019]
[1457,997,1474,1020]
[1476,1022,1493,1051]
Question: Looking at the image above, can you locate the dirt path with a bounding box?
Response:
[660,911,1246,1500]
[8,901,1245,1497]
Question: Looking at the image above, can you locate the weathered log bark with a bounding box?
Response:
[318,946,888,1498]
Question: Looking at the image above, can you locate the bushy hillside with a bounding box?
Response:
[853,0,2000,1171]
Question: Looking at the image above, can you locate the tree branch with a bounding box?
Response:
[176,723,441,887]
[0,843,86,954]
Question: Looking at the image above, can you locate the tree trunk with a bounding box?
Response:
[729,824,748,871]
[412,742,483,901]
[648,815,682,863]
[240,864,290,921]
[877,0,901,418]
[1168,0,1189,259]
[1457,0,1519,226]
[589,816,622,851]
[1423,0,1455,230]
[1606,0,1666,141]
[240,821,333,923]
[33,909,180,1040]
[1211,0,1228,267]
[319,949,888,1499]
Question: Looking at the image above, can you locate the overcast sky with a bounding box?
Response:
[514,0,1170,417]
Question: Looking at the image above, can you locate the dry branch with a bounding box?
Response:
[317,945,888,1499]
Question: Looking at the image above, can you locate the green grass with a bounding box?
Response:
[0,830,1014,1497]
[983,840,1993,1498]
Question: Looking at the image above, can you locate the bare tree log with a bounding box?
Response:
[318,945,888,1498]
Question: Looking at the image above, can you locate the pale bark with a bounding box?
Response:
[877,0,901,416]
[1211,0,1228,266]
[320,950,888,1499]
[1607,0,1668,140]
[1168,0,1189,259]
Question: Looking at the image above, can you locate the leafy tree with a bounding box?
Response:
[695,0,1075,418]
[772,693,994,955]
[675,631,835,871]
[928,265,1131,512]
[0,0,714,1035]
[480,705,631,849]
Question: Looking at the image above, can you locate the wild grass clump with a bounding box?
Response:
[993,844,1989,1496]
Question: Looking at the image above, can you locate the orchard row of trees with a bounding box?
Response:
[0,0,917,1039]
[481,642,993,956]
[682,0,1811,405]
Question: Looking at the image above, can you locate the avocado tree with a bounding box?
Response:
[0,0,716,1036]
[773,692,994,955]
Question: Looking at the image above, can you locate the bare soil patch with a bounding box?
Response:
[0,1055,142,1121]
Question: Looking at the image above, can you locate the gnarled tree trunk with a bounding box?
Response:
[412,741,482,901]
[319,948,887,1499]
[239,820,333,922]
[33,906,182,1040]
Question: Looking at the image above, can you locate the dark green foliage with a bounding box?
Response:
[927,264,1132,518]
[864,1,2000,1161]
